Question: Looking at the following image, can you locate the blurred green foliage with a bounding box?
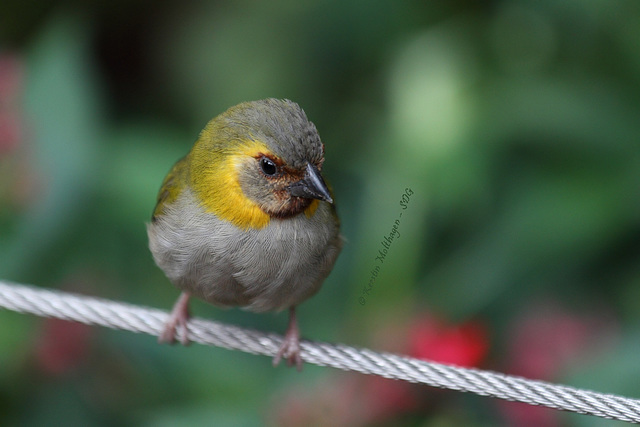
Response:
[1,1,640,426]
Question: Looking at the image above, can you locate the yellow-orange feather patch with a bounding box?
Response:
[190,135,320,230]
[191,139,272,230]
[304,199,319,218]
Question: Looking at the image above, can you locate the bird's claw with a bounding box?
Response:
[159,292,191,346]
[273,334,302,370]
[273,307,302,370]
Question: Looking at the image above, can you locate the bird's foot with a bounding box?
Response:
[159,292,191,346]
[273,307,302,370]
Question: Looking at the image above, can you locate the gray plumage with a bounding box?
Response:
[148,188,341,311]
[147,99,342,314]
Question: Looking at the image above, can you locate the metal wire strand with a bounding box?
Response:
[1,279,639,424]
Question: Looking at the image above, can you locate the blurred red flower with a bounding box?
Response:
[35,317,92,376]
[407,313,489,368]
[271,310,489,426]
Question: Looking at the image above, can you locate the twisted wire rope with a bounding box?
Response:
[1,279,639,423]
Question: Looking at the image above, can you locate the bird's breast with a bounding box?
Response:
[147,187,341,312]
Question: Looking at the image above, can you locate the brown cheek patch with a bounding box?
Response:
[268,196,312,219]
[280,165,305,180]
[273,186,290,203]
[251,153,317,218]
[264,176,313,219]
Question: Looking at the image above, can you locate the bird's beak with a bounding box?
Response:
[288,163,333,204]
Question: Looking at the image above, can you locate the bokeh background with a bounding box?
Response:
[1,1,640,426]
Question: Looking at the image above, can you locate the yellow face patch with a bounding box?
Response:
[190,137,321,230]
[190,139,272,230]
[304,199,319,218]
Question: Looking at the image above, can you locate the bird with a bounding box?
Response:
[147,98,342,369]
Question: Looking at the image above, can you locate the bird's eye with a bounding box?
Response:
[260,157,278,176]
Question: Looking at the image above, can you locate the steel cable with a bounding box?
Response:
[1,279,639,423]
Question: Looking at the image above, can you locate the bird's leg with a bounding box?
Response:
[273,306,302,370]
[159,292,191,345]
